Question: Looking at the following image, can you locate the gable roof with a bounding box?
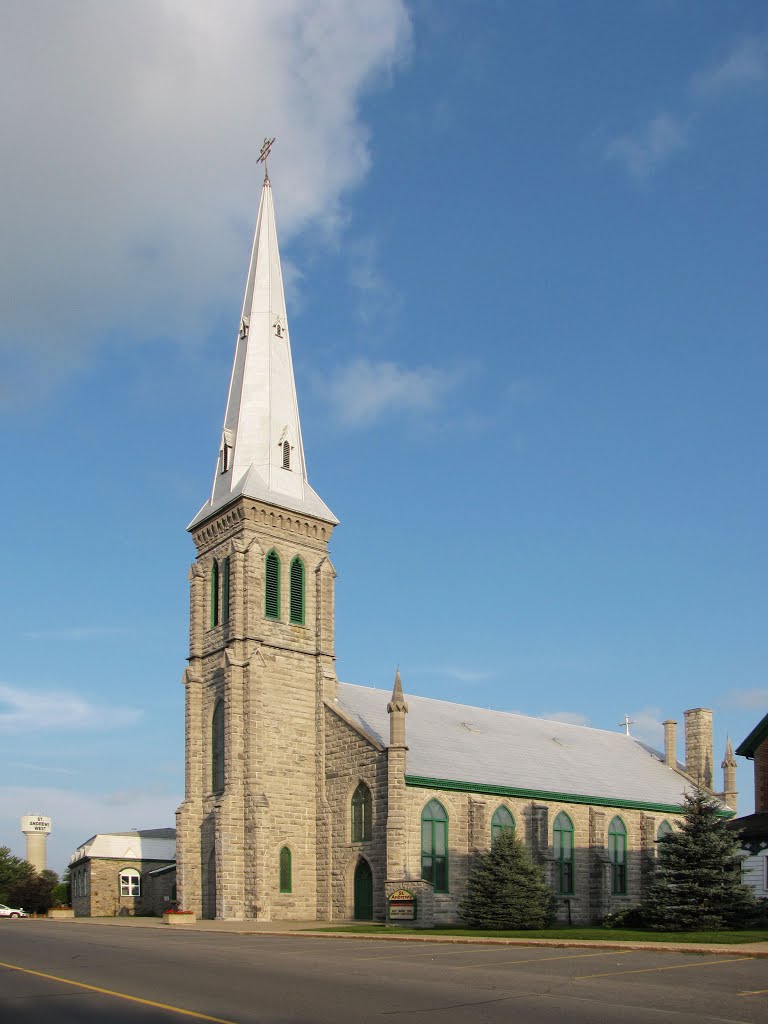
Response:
[69,828,176,865]
[335,682,700,813]
[735,711,768,759]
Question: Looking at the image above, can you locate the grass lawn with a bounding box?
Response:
[307,925,768,944]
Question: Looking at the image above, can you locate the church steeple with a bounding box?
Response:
[189,144,336,530]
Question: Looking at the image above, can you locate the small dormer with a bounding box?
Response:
[278,428,293,472]
[220,429,234,474]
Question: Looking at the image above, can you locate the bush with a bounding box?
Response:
[460,830,555,930]
[601,905,646,929]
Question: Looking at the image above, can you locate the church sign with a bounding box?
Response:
[387,888,416,921]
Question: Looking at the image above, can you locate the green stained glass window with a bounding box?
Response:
[279,846,292,893]
[491,805,515,843]
[608,816,627,894]
[210,560,220,628]
[222,557,231,625]
[265,550,280,619]
[351,782,372,842]
[553,811,574,894]
[421,799,448,892]
[289,557,304,625]
[211,699,225,793]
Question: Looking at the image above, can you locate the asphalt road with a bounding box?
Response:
[0,921,766,1024]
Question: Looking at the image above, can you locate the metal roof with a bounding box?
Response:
[335,682,697,809]
[189,175,336,530]
[69,829,176,865]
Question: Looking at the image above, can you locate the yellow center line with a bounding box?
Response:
[0,961,239,1024]
[449,950,639,971]
[739,988,768,997]
[576,956,755,980]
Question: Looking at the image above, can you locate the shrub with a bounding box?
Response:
[460,831,555,930]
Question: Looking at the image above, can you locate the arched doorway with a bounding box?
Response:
[202,848,217,920]
[353,858,373,921]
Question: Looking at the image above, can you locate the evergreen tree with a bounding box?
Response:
[642,789,758,930]
[460,830,555,930]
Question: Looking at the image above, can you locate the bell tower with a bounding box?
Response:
[176,144,339,920]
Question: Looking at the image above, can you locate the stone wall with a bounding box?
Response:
[177,498,336,921]
[72,858,175,917]
[324,705,388,921]
[394,786,683,925]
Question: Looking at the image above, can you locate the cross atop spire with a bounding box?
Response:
[257,137,276,182]
[618,714,636,736]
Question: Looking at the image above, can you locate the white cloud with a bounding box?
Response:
[605,113,688,180]
[322,357,463,426]
[626,707,665,748]
[412,666,493,683]
[539,711,591,727]
[0,0,411,403]
[691,36,768,97]
[23,627,132,641]
[726,687,768,710]
[0,785,179,874]
[0,683,141,733]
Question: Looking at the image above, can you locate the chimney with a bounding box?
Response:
[684,708,714,789]
[663,720,677,768]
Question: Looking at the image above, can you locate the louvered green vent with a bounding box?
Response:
[289,557,304,624]
[265,551,280,619]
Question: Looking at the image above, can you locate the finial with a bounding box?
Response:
[258,136,276,182]
[392,666,403,702]
[618,713,636,736]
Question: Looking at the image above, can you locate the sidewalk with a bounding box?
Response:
[39,916,768,957]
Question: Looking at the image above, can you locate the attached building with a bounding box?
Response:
[69,829,176,917]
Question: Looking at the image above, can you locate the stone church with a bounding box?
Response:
[176,165,736,925]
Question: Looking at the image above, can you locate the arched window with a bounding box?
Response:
[282,440,291,470]
[289,557,304,625]
[491,805,515,843]
[222,557,231,625]
[608,816,627,895]
[119,869,140,897]
[553,812,574,895]
[265,550,280,619]
[657,819,672,842]
[212,699,225,793]
[421,799,448,892]
[279,846,292,893]
[210,560,220,627]
[351,782,372,842]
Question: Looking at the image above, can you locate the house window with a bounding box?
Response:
[210,560,220,627]
[279,847,292,893]
[351,782,372,842]
[222,557,231,625]
[608,816,627,895]
[212,699,225,793]
[289,557,304,625]
[265,550,280,619]
[553,812,574,895]
[421,799,448,892]
[119,869,140,897]
[282,440,291,470]
[491,805,515,843]
[82,870,88,896]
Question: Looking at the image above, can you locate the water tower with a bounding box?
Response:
[21,814,52,872]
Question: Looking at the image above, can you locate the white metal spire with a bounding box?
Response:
[189,155,337,530]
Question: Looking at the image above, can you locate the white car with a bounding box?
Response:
[0,904,28,918]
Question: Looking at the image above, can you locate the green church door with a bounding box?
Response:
[353,859,373,921]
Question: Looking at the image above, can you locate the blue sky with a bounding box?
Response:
[1,1,766,873]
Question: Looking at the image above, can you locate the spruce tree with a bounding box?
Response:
[460,830,555,929]
[642,788,758,930]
